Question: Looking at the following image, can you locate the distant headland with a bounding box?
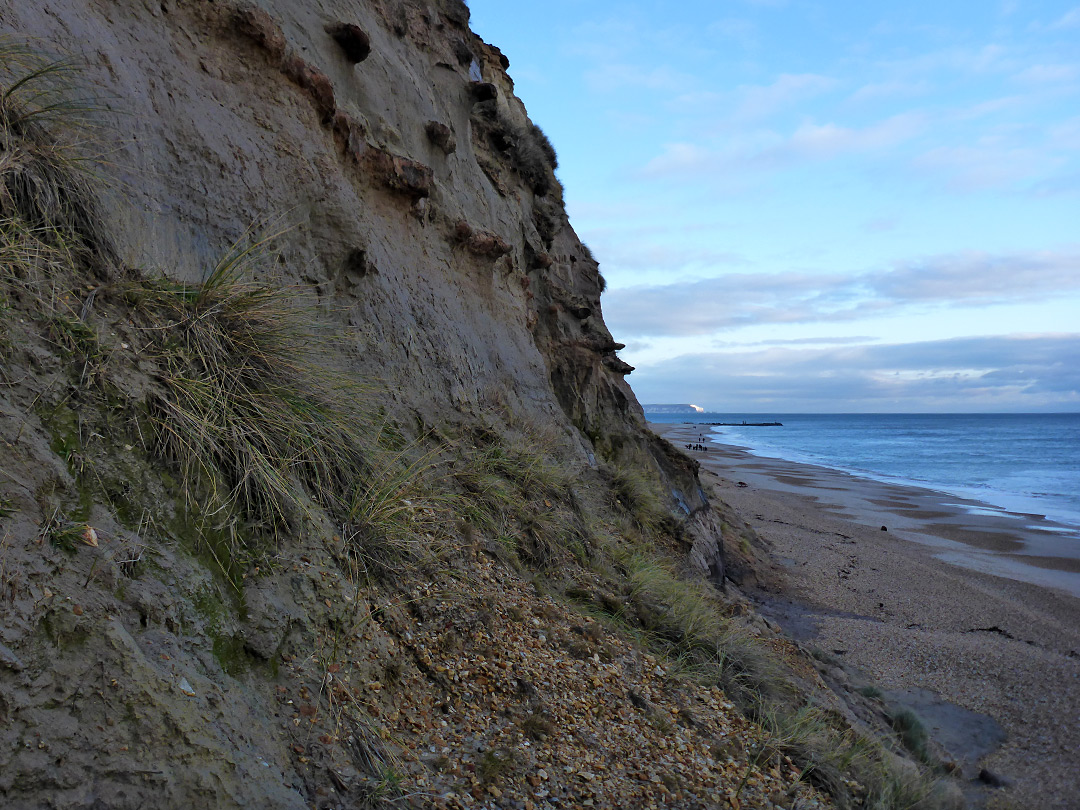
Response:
[642,403,705,414]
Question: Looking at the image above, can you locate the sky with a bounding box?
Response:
[466,1,1080,413]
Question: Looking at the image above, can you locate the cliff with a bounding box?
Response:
[0,2,955,808]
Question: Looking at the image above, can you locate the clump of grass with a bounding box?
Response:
[521,711,554,740]
[0,38,116,279]
[619,549,784,705]
[47,309,100,359]
[134,229,369,537]
[609,464,670,534]
[37,508,88,552]
[340,436,455,579]
[612,545,913,803]
[858,751,951,810]
[451,422,587,566]
[889,708,931,764]
[477,747,517,785]
[472,433,573,500]
[510,121,558,195]
[0,40,117,385]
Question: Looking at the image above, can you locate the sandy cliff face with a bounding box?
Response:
[0,2,745,807]
[2,0,709,501]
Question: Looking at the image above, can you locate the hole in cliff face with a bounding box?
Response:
[453,39,473,66]
[326,23,371,64]
[344,248,370,278]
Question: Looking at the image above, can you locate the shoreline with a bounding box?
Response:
[659,423,1080,599]
[652,422,1080,809]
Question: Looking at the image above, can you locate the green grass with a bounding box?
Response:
[889,708,931,764]
[603,542,952,809]
[609,464,669,534]
[617,548,786,706]
[37,507,87,552]
[451,423,589,566]
[0,39,117,392]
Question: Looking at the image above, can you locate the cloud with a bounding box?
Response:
[871,249,1080,302]
[952,95,1026,120]
[783,114,924,158]
[1014,63,1080,83]
[626,334,1080,411]
[639,113,925,181]
[588,241,749,275]
[604,248,1080,337]
[732,74,836,120]
[754,336,879,346]
[912,143,1064,191]
[848,80,930,103]
[584,63,695,93]
[1050,7,1080,29]
[606,270,862,336]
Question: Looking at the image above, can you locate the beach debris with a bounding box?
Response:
[82,526,99,547]
[737,482,748,488]
[178,677,196,697]
[880,525,888,532]
[963,625,1015,639]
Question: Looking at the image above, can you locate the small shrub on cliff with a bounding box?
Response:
[490,112,559,197]
[889,708,931,764]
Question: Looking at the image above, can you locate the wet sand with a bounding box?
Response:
[653,423,1080,809]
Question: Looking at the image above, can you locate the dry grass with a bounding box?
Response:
[0,39,119,394]
[608,544,950,809]
[340,434,456,579]
[0,38,116,279]
[618,549,787,704]
[133,228,370,537]
[451,423,590,566]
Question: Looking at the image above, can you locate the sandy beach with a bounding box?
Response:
[653,422,1080,809]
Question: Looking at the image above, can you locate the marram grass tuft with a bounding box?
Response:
[135,229,370,537]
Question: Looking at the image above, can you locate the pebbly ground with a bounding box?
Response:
[652,424,1080,809]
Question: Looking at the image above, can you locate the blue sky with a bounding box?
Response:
[467,1,1080,412]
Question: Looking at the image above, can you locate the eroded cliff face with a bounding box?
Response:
[0,2,775,808]
[4,0,709,502]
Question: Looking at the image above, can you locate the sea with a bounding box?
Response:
[647,413,1080,533]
